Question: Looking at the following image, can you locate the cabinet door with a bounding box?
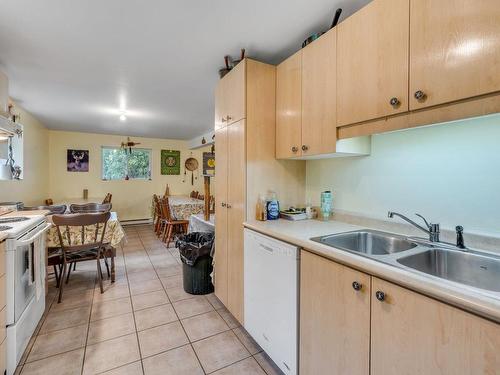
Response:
[214,127,228,305]
[410,0,500,110]
[371,277,500,375]
[301,29,337,156]
[276,51,302,159]
[227,119,246,324]
[300,251,370,375]
[214,79,227,131]
[224,60,246,125]
[337,0,409,125]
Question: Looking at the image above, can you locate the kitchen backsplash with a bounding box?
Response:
[306,114,500,236]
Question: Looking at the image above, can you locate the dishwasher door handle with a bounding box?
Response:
[259,244,274,253]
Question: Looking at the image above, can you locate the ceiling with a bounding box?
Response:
[0,0,370,140]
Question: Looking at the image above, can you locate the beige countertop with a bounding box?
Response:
[0,233,8,242]
[244,218,500,324]
[2,210,51,217]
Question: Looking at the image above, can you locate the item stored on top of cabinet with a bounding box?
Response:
[176,232,214,294]
[184,155,199,185]
[161,150,180,175]
[320,191,332,220]
[218,49,246,78]
[302,8,342,48]
[266,191,280,220]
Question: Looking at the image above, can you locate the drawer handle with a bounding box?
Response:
[375,290,386,302]
[352,281,362,291]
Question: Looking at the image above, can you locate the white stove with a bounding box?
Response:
[1,214,50,375]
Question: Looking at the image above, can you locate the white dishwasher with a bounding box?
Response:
[244,229,298,375]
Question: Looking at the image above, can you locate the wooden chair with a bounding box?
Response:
[45,198,54,205]
[190,191,199,199]
[209,195,215,214]
[22,205,67,214]
[152,194,162,235]
[164,184,170,197]
[102,193,112,204]
[52,212,114,303]
[70,203,112,213]
[159,197,189,246]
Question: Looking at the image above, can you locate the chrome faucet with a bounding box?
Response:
[388,211,440,242]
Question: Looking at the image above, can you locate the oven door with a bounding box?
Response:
[9,222,50,323]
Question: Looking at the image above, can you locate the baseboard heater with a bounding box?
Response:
[120,218,153,226]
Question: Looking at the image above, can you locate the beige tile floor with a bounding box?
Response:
[15,225,284,375]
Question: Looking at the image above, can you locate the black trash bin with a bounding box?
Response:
[176,232,214,295]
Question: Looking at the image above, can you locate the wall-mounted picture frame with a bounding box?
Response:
[203,152,215,176]
[161,150,180,175]
[67,149,89,172]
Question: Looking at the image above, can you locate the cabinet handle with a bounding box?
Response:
[414,90,426,101]
[301,145,309,151]
[221,202,226,207]
[375,290,386,302]
[352,281,362,291]
[227,204,232,208]
[221,116,227,123]
[389,97,400,107]
[291,146,298,153]
[227,115,232,121]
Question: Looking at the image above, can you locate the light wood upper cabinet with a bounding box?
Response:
[300,251,370,375]
[214,127,228,305]
[337,0,409,126]
[224,61,246,125]
[276,51,302,159]
[226,119,246,323]
[371,277,500,375]
[214,79,226,131]
[410,0,500,110]
[301,29,337,156]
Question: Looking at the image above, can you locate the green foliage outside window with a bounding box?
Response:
[102,147,151,180]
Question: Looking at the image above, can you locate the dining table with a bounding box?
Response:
[168,196,205,220]
[46,211,125,281]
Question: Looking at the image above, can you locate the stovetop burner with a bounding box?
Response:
[0,217,30,224]
[0,225,12,231]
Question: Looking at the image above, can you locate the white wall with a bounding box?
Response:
[306,115,500,236]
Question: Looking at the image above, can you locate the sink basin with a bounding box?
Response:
[397,248,500,292]
[311,230,417,256]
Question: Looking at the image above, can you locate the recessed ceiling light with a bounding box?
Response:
[119,114,127,121]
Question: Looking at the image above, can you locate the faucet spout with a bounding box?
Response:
[387,211,440,242]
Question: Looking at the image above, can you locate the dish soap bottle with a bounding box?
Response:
[266,191,280,220]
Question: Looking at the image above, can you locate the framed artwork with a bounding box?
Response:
[161,150,180,175]
[203,152,215,176]
[67,149,89,172]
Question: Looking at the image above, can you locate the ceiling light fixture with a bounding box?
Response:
[119,111,127,122]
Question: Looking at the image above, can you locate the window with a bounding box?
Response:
[102,146,151,180]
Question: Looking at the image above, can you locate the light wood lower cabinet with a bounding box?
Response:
[371,277,500,375]
[300,251,370,375]
[300,250,500,375]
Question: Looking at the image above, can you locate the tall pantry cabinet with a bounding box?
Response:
[214,59,305,324]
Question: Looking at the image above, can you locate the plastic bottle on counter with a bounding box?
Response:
[266,191,280,220]
[256,194,267,221]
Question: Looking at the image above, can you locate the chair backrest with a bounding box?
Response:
[159,197,173,222]
[164,184,170,197]
[102,193,112,204]
[22,205,67,214]
[153,194,161,216]
[70,203,112,213]
[45,198,54,205]
[52,212,111,254]
[190,191,199,198]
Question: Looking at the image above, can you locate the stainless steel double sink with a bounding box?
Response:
[311,229,500,293]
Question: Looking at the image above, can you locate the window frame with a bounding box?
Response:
[101,146,152,181]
